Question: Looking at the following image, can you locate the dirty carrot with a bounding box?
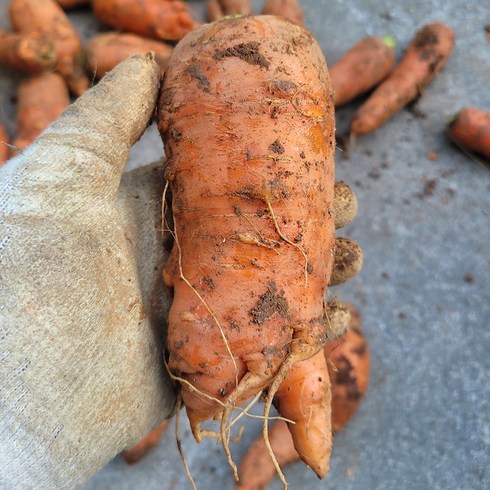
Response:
[207,0,253,22]
[11,72,70,154]
[122,420,171,464]
[237,305,370,489]
[351,23,455,136]
[448,107,490,161]
[261,0,304,26]
[87,33,173,78]
[0,31,57,73]
[158,15,336,485]
[9,0,90,96]
[329,35,396,107]
[92,0,198,42]
[0,124,9,166]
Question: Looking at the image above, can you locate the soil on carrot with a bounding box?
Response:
[213,42,270,68]
[250,281,290,324]
[185,65,211,92]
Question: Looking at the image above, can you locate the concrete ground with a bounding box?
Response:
[1,1,489,489]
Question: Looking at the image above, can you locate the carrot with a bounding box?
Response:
[448,107,490,161]
[237,305,370,489]
[122,420,171,464]
[324,304,370,433]
[207,0,253,22]
[9,0,90,96]
[158,15,336,483]
[55,0,90,8]
[11,72,70,154]
[0,124,9,166]
[92,0,198,42]
[261,0,304,26]
[351,23,455,136]
[87,33,173,78]
[0,31,57,73]
[329,35,396,107]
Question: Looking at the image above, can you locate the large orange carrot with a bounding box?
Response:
[351,23,455,136]
[9,0,90,96]
[261,0,304,26]
[0,124,9,166]
[11,72,70,154]
[87,33,173,78]
[237,305,370,489]
[122,420,171,464]
[0,31,57,73]
[92,0,198,42]
[448,107,490,161]
[329,36,395,107]
[158,15,336,481]
[207,0,253,22]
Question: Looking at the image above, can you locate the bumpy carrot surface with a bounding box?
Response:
[329,35,395,107]
[0,31,57,73]
[87,33,173,78]
[11,72,70,154]
[92,0,198,42]
[261,0,304,26]
[448,107,490,161]
[351,23,455,136]
[158,15,336,479]
[237,305,370,489]
[9,0,89,96]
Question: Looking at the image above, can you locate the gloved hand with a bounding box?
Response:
[0,54,175,488]
[0,52,364,489]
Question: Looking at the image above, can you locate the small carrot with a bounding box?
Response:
[261,0,304,26]
[9,0,90,96]
[122,420,171,465]
[448,107,490,161]
[237,305,370,489]
[87,33,173,78]
[329,35,396,107]
[0,124,10,166]
[92,0,198,42]
[11,72,70,155]
[207,0,252,22]
[0,31,57,73]
[351,23,455,136]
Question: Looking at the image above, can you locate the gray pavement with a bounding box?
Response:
[1,1,489,489]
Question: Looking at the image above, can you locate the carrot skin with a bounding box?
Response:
[9,0,90,96]
[351,23,455,136]
[121,419,171,464]
[448,108,490,161]
[274,350,332,478]
[261,0,304,26]
[0,124,9,166]
[92,0,199,42]
[11,72,70,154]
[237,306,370,489]
[0,31,57,73]
[158,14,336,469]
[87,33,173,78]
[329,36,395,107]
[207,0,253,22]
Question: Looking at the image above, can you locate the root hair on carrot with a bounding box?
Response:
[175,395,197,490]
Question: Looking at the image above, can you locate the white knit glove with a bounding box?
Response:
[0,55,175,489]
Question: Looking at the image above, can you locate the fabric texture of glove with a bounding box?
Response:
[0,54,175,489]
